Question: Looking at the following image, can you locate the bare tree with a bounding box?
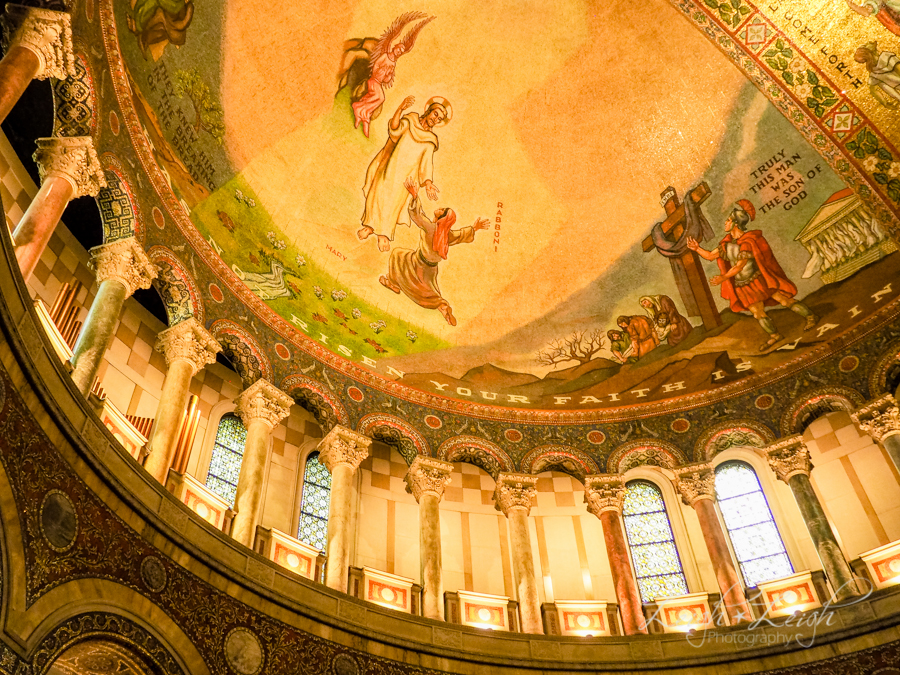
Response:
[536,329,606,368]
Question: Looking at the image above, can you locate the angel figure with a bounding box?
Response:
[339,12,435,138]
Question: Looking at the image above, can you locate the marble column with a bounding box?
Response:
[144,318,221,483]
[674,463,753,625]
[230,379,293,546]
[13,136,105,280]
[495,473,542,634]
[319,425,372,592]
[852,394,900,473]
[70,237,157,394]
[584,475,647,635]
[405,456,453,620]
[765,436,860,601]
[0,4,74,124]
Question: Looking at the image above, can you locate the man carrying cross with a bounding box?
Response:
[687,199,818,351]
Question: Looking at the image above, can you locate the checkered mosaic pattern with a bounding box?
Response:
[359,447,584,508]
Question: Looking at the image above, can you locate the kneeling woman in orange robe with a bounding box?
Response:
[380,178,489,326]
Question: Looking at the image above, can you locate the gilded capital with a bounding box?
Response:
[852,394,900,444]
[765,435,812,482]
[89,237,157,296]
[155,317,221,376]
[1,4,74,79]
[583,474,626,516]
[673,463,716,507]
[494,472,538,516]
[234,379,293,430]
[33,136,105,198]
[318,425,371,473]
[405,456,454,503]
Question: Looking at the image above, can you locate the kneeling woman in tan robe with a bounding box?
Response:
[380,178,489,326]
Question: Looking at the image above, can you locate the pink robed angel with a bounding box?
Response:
[351,11,435,138]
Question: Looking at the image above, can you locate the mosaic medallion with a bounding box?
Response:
[140,556,167,592]
[224,628,263,675]
[40,490,77,552]
[424,414,442,429]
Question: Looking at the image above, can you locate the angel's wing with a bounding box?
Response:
[370,11,430,65]
[399,16,435,54]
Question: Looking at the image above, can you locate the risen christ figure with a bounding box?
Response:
[379,178,488,326]
[358,96,451,252]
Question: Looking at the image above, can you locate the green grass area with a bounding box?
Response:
[191,175,452,361]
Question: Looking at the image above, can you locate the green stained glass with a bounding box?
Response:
[298,452,331,551]
[715,461,793,587]
[622,480,689,603]
[206,414,247,506]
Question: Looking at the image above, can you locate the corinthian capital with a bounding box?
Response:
[494,473,538,516]
[89,237,157,296]
[155,317,221,375]
[852,394,900,444]
[765,436,812,482]
[234,379,293,430]
[583,474,625,516]
[674,463,716,507]
[405,456,453,502]
[34,137,106,198]
[1,4,74,79]
[318,425,371,473]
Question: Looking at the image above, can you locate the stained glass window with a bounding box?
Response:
[622,480,689,603]
[715,461,793,587]
[206,413,247,506]
[297,452,331,551]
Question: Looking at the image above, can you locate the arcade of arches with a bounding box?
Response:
[2,1,900,674]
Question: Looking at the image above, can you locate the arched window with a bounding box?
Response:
[715,460,793,587]
[622,480,689,603]
[206,413,247,506]
[297,451,331,551]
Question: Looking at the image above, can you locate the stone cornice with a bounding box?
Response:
[583,474,626,516]
[234,379,293,430]
[405,456,453,503]
[89,237,157,297]
[1,4,74,79]
[318,425,371,473]
[494,473,538,516]
[852,394,900,444]
[155,317,221,375]
[33,136,105,197]
[673,463,716,507]
[765,435,812,482]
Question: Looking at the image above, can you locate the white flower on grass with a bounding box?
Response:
[275,239,286,250]
[352,308,361,319]
[266,231,276,243]
[331,289,347,301]
[296,255,307,266]
[235,189,245,202]
[370,320,386,334]
[313,285,324,299]
[406,331,418,342]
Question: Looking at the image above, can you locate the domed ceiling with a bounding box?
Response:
[96,0,900,434]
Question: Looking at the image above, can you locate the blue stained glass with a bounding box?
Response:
[206,414,247,506]
[622,480,689,603]
[715,461,793,587]
[297,452,331,551]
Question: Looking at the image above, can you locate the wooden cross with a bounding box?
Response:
[642,183,722,331]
